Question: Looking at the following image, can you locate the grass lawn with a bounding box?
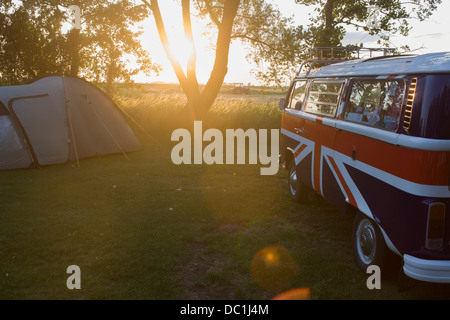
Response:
[0,84,449,300]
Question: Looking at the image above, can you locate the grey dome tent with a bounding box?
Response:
[0,75,141,170]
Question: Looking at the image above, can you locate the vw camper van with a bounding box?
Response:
[279,48,450,284]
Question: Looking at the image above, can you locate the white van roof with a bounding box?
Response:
[305,52,450,78]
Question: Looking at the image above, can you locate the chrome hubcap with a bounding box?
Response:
[356,219,376,264]
[289,167,297,196]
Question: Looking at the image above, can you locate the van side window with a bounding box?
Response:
[345,80,404,131]
[305,81,343,117]
[288,80,307,110]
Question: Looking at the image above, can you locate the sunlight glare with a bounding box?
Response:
[168,33,195,69]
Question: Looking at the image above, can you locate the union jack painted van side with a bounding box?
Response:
[279,52,450,284]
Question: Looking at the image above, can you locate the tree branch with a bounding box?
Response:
[182,0,200,95]
[204,1,221,27]
[201,0,240,112]
[141,0,189,90]
[231,33,292,60]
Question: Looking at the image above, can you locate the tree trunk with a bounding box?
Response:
[68,2,81,77]
[199,0,240,117]
[319,0,335,47]
[105,45,120,95]
[68,28,80,77]
[181,0,202,119]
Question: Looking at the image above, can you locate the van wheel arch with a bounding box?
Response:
[285,150,323,205]
[284,149,294,170]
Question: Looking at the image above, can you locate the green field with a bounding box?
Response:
[0,83,449,300]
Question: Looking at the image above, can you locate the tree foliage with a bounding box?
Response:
[295,0,442,48]
[0,1,68,84]
[79,0,160,91]
[0,0,160,88]
[246,0,443,85]
[231,0,308,86]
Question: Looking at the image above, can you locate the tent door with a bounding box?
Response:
[9,95,69,166]
[0,114,33,170]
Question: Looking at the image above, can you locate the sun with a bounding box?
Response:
[167,33,195,68]
[151,0,198,73]
[137,0,244,84]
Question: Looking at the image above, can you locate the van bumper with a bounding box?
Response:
[403,254,450,283]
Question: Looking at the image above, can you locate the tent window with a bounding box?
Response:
[0,115,23,151]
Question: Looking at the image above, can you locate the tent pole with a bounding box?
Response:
[66,105,80,168]
[62,76,80,167]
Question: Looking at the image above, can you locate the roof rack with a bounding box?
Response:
[360,53,416,63]
[297,47,397,76]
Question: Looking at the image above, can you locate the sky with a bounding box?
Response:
[134,0,450,86]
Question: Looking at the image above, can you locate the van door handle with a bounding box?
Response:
[295,128,305,135]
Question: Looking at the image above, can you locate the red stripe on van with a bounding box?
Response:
[334,129,450,186]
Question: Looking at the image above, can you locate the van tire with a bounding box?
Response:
[287,159,303,202]
[352,212,389,272]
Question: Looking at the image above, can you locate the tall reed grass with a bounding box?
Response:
[113,84,284,140]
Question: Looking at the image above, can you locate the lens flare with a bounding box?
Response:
[250,245,299,293]
[273,288,311,300]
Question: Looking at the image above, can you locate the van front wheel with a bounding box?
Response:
[287,159,303,202]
